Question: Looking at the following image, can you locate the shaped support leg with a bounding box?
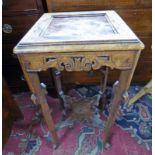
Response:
[103,51,141,149]
[19,58,59,148]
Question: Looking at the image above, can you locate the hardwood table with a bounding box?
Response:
[14,10,144,149]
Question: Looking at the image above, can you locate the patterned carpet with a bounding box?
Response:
[3,85,152,155]
[76,85,152,150]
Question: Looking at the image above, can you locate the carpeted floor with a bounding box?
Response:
[3,85,152,155]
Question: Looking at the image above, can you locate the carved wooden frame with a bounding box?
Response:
[19,50,137,72]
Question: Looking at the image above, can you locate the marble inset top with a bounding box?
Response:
[14,10,144,53]
[43,13,117,40]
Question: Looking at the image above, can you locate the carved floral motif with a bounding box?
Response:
[57,56,100,71]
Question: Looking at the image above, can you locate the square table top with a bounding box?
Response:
[14,10,144,54]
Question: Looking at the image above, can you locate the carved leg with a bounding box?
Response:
[99,67,108,111]
[51,69,67,117]
[19,58,59,148]
[103,70,135,149]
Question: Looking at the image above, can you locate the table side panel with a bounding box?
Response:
[18,51,139,72]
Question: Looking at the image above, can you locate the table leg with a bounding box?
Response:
[103,69,135,148]
[99,67,108,111]
[51,69,67,117]
[103,50,141,149]
[19,59,59,148]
